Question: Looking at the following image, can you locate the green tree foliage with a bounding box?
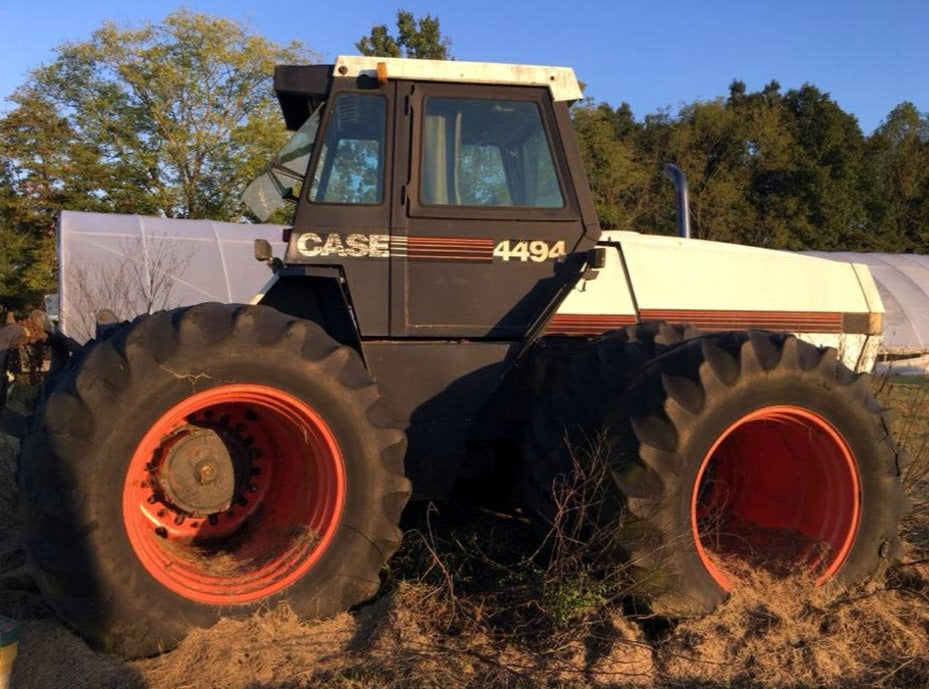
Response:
[575,81,929,253]
[572,102,654,232]
[356,10,451,59]
[0,10,308,309]
[780,84,870,249]
[864,102,929,252]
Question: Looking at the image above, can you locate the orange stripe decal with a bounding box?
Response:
[639,309,844,333]
[391,236,495,262]
[545,310,871,336]
[544,314,637,335]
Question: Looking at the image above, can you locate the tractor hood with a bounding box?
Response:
[551,230,884,372]
[607,230,882,332]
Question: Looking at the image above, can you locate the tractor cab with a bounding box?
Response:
[245,56,601,339]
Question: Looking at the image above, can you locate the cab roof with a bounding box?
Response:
[274,56,583,130]
[333,56,582,101]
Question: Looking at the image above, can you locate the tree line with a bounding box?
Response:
[574,82,929,253]
[1,10,927,311]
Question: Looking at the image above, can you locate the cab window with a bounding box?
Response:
[309,93,386,204]
[420,97,563,208]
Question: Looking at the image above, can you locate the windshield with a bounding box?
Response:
[242,104,323,221]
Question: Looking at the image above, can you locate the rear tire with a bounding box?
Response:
[525,329,906,614]
[19,304,410,657]
[522,322,701,527]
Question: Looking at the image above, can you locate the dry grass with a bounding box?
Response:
[657,559,929,688]
[2,372,929,688]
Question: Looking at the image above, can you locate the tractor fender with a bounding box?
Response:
[254,267,362,352]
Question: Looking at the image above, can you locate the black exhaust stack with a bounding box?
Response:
[663,163,692,239]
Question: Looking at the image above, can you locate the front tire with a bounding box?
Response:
[19,304,410,657]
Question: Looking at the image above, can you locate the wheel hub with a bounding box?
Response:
[157,425,250,516]
[124,385,348,605]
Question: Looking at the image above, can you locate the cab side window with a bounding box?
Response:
[420,98,564,208]
[309,93,386,204]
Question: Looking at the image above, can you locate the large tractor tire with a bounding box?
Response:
[522,322,701,528]
[18,304,410,657]
[525,329,907,614]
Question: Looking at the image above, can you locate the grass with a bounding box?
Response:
[3,370,929,688]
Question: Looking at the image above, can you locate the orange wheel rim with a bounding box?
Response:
[691,405,861,589]
[122,384,345,604]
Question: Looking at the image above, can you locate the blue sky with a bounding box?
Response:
[1,0,927,134]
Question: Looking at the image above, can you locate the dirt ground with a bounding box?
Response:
[3,375,929,689]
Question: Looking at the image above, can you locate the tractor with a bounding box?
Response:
[7,56,906,657]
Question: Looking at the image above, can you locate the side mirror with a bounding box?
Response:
[254,238,283,274]
[254,238,273,262]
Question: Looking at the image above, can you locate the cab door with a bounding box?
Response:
[289,83,395,336]
[389,82,588,338]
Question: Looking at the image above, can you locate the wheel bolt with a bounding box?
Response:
[155,527,168,538]
[197,462,217,485]
[174,514,185,526]
[147,495,158,504]
[208,514,219,525]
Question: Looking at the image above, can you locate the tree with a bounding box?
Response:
[0,91,104,309]
[778,84,869,250]
[356,10,451,59]
[0,10,309,308]
[863,102,929,251]
[572,102,654,232]
[725,79,806,248]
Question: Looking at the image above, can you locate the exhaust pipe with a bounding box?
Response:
[663,163,692,239]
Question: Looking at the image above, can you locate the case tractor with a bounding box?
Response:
[6,56,907,657]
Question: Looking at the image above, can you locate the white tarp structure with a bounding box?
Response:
[58,211,287,343]
[805,252,929,357]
